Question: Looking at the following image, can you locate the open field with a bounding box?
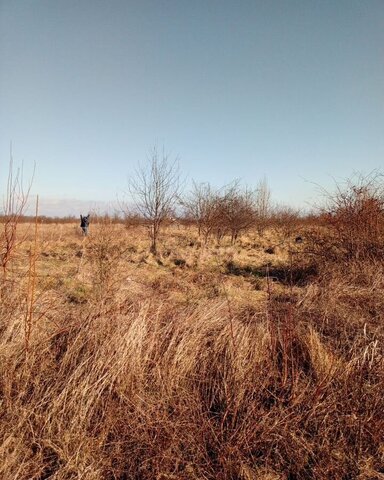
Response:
[1,220,383,479]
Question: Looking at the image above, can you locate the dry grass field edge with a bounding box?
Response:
[0,222,383,479]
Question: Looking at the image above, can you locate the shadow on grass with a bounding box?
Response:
[225,260,317,286]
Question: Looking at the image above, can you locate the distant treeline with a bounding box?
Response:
[0,214,78,224]
[0,213,124,224]
[0,210,320,227]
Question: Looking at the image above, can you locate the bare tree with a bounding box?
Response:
[182,181,257,244]
[128,147,180,254]
[213,182,256,244]
[181,181,217,242]
[255,177,271,235]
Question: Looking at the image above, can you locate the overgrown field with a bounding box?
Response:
[1,221,383,479]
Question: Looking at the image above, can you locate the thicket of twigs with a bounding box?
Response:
[307,173,384,263]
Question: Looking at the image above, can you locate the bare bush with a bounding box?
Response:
[312,172,384,261]
[214,182,256,244]
[182,181,258,244]
[1,151,33,286]
[270,205,302,244]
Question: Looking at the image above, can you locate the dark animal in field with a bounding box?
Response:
[80,214,90,236]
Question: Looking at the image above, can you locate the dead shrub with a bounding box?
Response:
[309,172,384,263]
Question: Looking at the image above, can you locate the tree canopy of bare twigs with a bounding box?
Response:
[254,177,271,235]
[216,182,257,244]
[127,147,180,254]
[182,180,261,244]
[181,181,217,242]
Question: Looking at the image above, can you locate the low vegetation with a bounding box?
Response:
[0,172,383,479]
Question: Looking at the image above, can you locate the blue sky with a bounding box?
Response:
[1,0,383,215]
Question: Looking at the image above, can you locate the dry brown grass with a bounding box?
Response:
[0,221,383,479]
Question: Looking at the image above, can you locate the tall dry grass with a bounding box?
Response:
[0,219,383,479]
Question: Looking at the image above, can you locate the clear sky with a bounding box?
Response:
[1,0,383,216]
